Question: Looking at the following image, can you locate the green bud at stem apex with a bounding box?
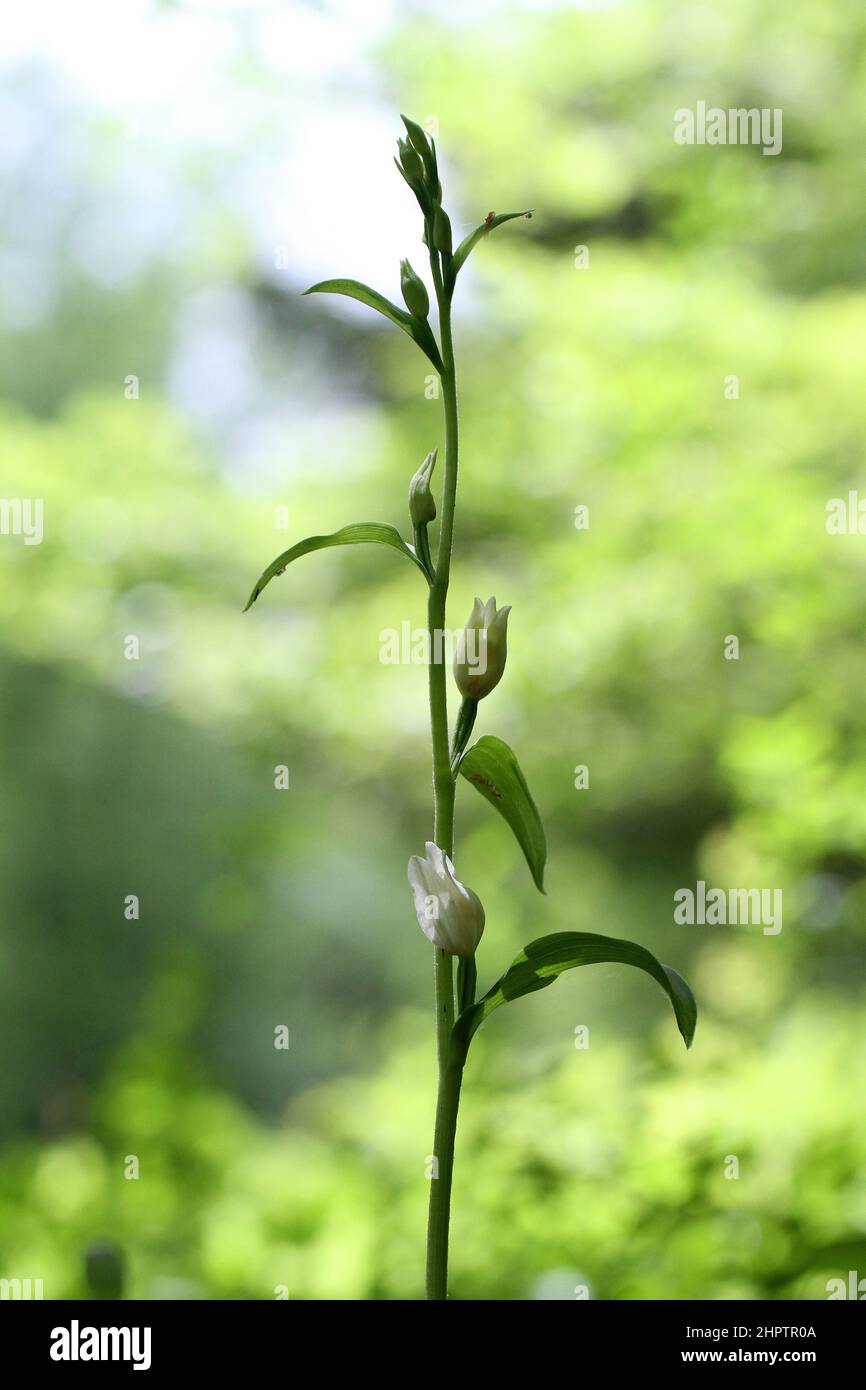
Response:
[454,597,511,701]
[401,114,436,180]
[433,207,452,255]
[402,114,430,156]
[408,841,485,959]
[400,259,430,319]
[408,447,437,526]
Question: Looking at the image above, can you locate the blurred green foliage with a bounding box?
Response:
[1,0,865,1299]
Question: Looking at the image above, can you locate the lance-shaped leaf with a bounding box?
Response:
[450,210,534,280]
[243,522,427,611]
[303,279,442,371]
[458,735,546,892]
[452,931,697,1057]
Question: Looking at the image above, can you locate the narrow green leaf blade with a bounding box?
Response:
[453,931,697,1055]
[458,735,547,892]
[304,277,413,329]
[303,279,442,370]
[451,210,534,278]
[243,522,426,611]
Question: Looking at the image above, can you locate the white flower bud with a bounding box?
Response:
[407,841,485,958]
[409,448,437,527]
[453,596,511,701]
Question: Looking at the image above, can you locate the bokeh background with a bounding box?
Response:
[2,0,865,1301]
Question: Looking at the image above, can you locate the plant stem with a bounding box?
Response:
[426,1058,463,1296]
[425,253,465,1300]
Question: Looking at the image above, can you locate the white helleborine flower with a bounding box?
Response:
[453,596,511,701]
[407,841,485,958]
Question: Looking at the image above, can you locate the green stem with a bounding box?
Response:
[456,956,477,1014]
[426,1059,463,1296]
[425,248,465,1301]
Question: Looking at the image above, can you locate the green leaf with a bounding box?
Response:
[303,278,442,370]
[452,931,697,1056]
[304,277,409,330]
[450,210,534,279]
[243,523,427,611]
[458,735,546,892]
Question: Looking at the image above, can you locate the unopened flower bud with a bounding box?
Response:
[453,596,510,701]
[401,114,437,180]
[408,841,485,958]
[397,138,425,188]
[402,114,428,151]
[409,448,437,526]
[433,207,452,254]
[400,259,430,319]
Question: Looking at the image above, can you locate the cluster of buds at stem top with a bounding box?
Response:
[453,597,511,701]
[395,115,442,219]
[408,842,485,958]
